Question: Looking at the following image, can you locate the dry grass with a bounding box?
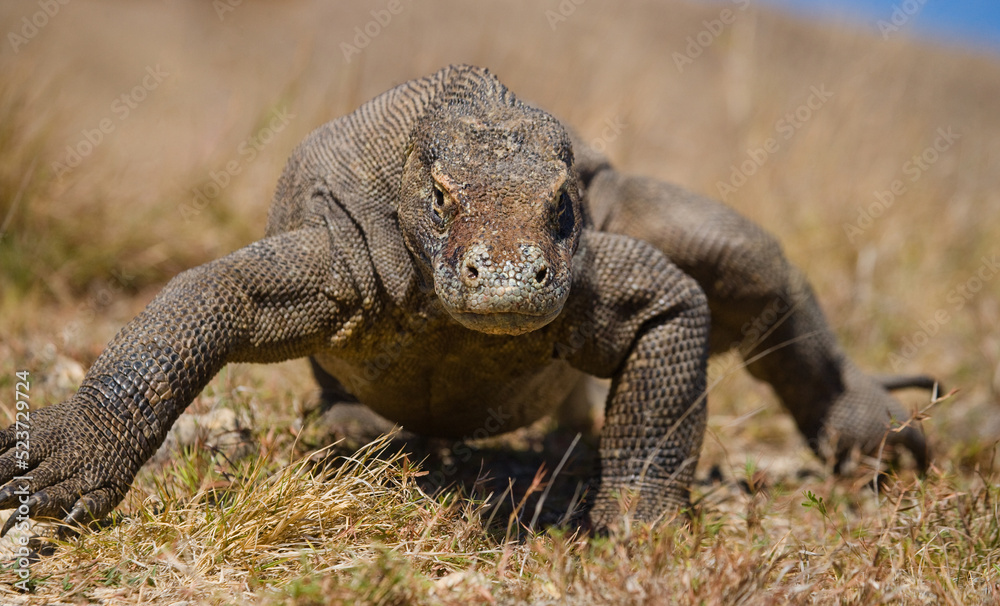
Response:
[0,0,999,603]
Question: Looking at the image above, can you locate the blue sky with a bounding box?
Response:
[746,0,1000,53]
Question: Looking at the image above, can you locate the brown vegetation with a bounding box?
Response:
[0,0,998,603]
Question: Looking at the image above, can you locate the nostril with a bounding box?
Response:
[534,266,548,284]
[465,264,479,281]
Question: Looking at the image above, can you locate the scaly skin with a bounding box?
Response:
[586,173,929,468]
[0,65,928,536]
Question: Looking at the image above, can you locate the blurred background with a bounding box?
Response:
[0,0,998,472]
[759,0,1000,52]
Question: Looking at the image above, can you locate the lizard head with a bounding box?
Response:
[398,100,583,336]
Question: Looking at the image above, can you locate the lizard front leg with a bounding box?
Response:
[563,230,710,529]
[0,226,363,534]
[588,170,930,470]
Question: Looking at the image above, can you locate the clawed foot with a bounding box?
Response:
[819,364,937,473]
[0,399,134,538]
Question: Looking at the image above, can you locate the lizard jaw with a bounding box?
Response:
[447,308,562,335]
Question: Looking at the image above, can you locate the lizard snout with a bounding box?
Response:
[460,243,550,289]
[437,241,568,335]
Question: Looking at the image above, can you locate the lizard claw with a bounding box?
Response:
[0,494,38,538]
[1,503,22,537]
[872,373,942,394]
[0,398,137,540]
[0,488,113,539]
[64,488,122,533]
[0,484,24,510]
[64,505,92,531]
[0,480,123,539]
[820,363,931,473]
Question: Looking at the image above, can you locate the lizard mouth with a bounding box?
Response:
[448,308,561,335]
[431,242,572,335]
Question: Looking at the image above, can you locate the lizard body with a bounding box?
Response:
[0,65,927,534]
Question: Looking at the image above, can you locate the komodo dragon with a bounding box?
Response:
[0,64,931,534]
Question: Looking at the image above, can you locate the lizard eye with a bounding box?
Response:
[430,183,452,227]
[551,190,576,239]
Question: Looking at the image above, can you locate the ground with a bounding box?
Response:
[0,1,999,604]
